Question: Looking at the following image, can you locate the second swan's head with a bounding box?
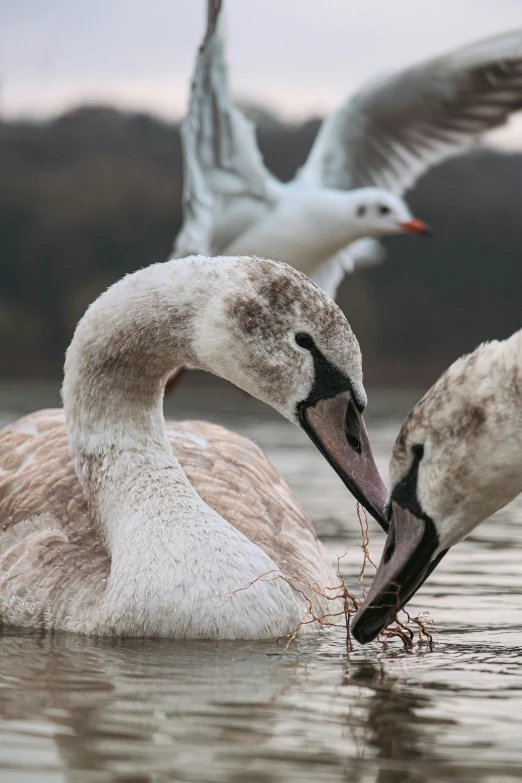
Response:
[192,255,388,529]
[351,329,522,644]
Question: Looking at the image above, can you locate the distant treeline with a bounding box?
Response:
[0,105,520,384]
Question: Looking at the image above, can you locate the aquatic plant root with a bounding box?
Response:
[228,503,434,652]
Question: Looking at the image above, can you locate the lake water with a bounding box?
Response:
[0,379,521,783]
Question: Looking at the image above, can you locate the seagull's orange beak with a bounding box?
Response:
[399,218,431,236]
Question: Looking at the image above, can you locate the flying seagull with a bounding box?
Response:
[173,0,522,299]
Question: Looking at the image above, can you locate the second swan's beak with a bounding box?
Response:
[351,501,447,644]
[298,392,389,531]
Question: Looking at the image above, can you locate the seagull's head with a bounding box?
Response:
[351,188,431,239]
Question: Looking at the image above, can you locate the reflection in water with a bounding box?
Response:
[348,662,423,782]
[0,632,440,783]
[0,382,521,782]
[352,661,441,783]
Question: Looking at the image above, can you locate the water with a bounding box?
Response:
[0,380,521,783]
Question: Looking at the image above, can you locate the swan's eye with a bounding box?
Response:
[379,205,391,216]
[295,333,315,351]
[356,205,366,217]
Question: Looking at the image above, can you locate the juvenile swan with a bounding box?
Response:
[352,328,522,643]
[0,255,387,638]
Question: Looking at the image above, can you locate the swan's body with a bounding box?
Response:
[0,255,387,638]
[352,328,522,643]
[174,1,522,298]
[0,412,335,636]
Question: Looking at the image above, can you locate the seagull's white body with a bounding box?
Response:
[0,255,376,638]
[174,1,522,298]
[222,185,403,280]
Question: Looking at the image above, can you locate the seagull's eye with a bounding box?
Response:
[295,333,315,351]
[379,205,391,216]
[356,205,366,217]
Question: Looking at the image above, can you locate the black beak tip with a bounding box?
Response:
[351,621,373,646]
[351,610,390,645]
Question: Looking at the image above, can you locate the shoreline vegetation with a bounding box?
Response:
[1,104,520,384]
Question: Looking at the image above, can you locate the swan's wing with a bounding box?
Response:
[0,410,101,551]
[172,0,279,258]
[0,410,109,628]
[298,29,522,194]
[166,420,338,592]
[0,409,337,625]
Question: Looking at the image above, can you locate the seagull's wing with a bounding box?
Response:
[339,238,386,273]
[312,239,386,300]
[173,0,279,258]
[298,29,522,195]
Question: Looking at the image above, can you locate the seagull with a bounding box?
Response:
[173,0,522,299]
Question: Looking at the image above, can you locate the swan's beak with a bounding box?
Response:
[351,501,447,644]
[399,219,431,236]
[298,392,389,531]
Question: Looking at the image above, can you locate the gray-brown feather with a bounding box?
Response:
[0,410,337,631]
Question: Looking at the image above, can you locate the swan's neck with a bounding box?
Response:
[61,257,299,637]
[63,259,208,544]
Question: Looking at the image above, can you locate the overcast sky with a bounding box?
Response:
[1,0,522,146]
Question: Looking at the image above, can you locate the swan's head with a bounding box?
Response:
[352,331,522,643]
[350,188,430,239]
[193,256,388,528]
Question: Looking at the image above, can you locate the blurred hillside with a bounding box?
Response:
[0,105,520,384]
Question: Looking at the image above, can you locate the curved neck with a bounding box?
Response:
[62,257,229,548]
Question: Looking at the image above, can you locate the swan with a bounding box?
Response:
[173,0,522,299]
[0,254,388,638]
[351,327,522,644]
